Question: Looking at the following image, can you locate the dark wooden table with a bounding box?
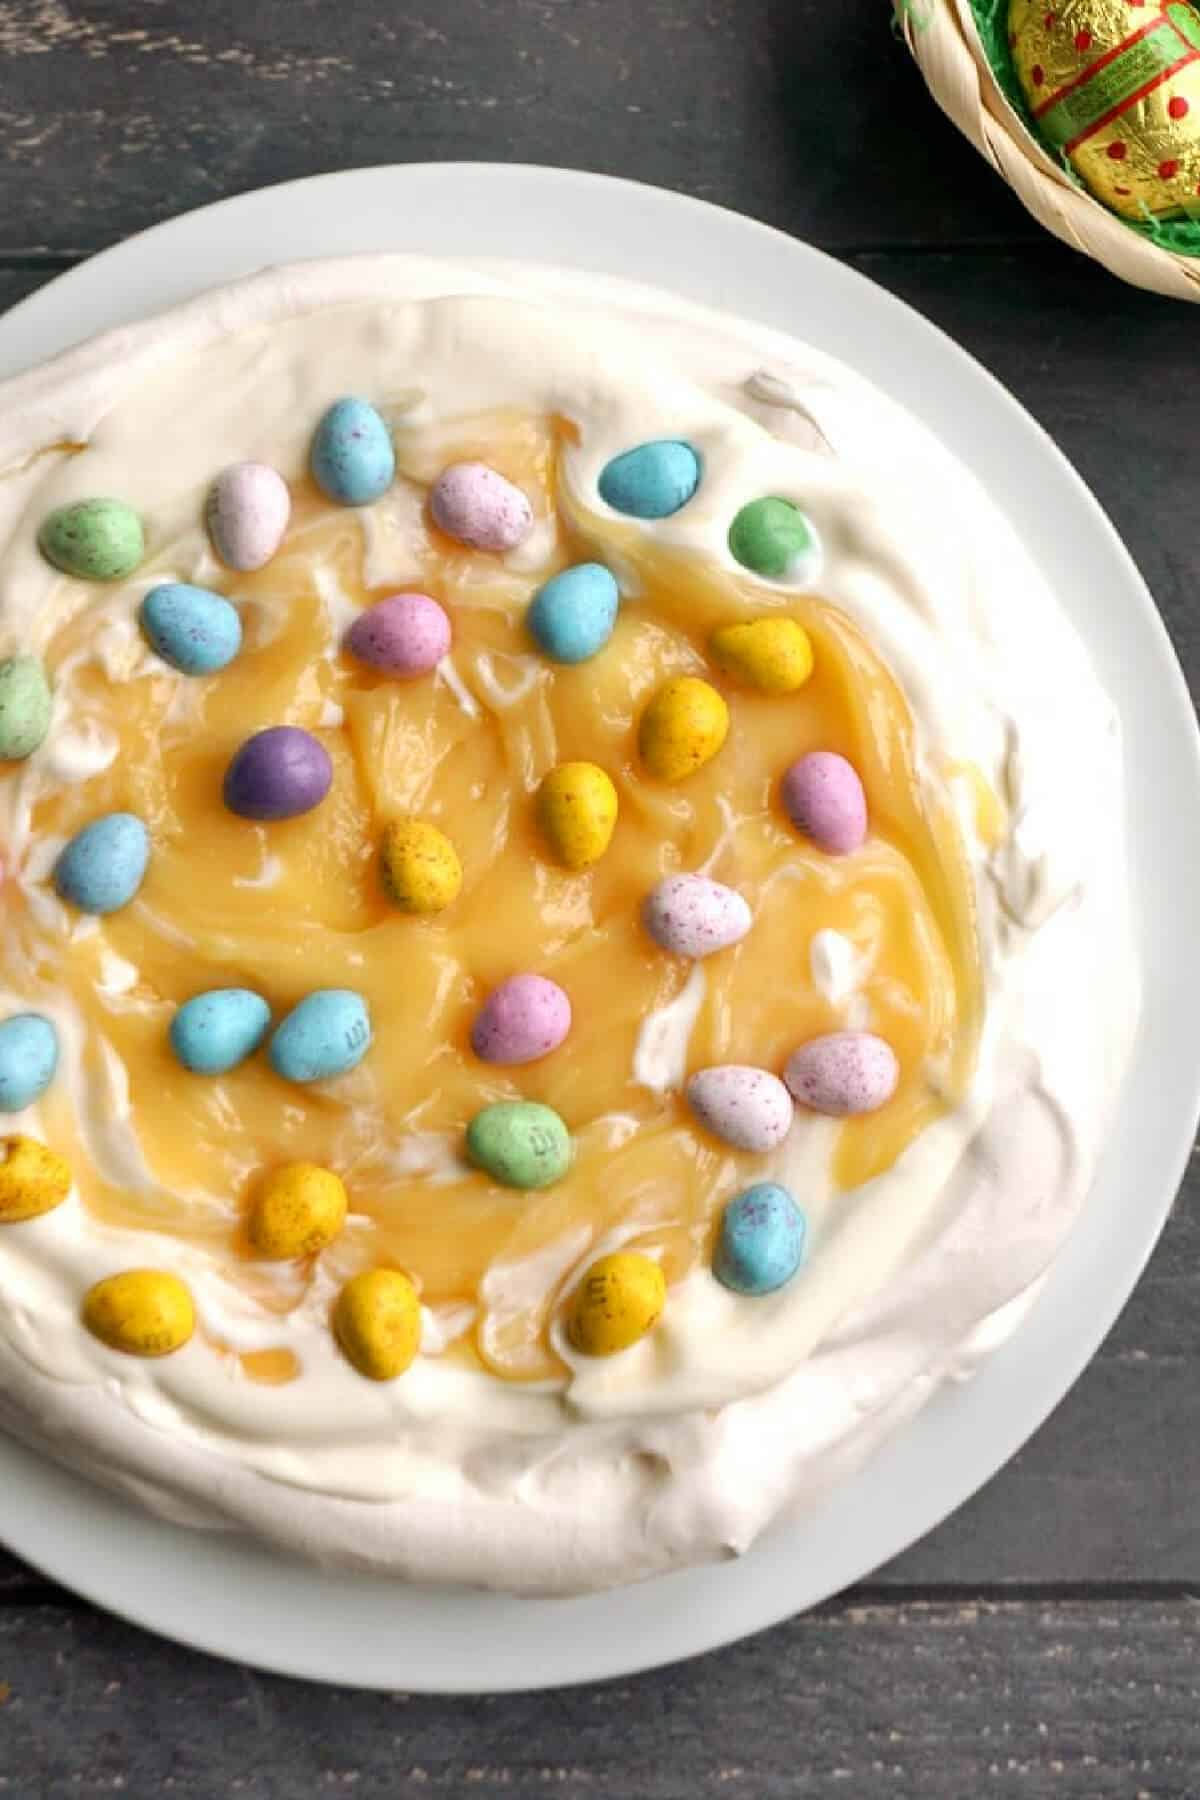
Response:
[1,2,1198,1793]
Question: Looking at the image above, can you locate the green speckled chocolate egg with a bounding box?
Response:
[38,499,144,581]
[0,656,51,761]
[728,497,812,580]
[466,1101,571,1190]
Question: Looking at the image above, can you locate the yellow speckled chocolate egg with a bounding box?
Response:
[379,818,463,914]
[249,1162,347,1260]
[536,761,619,869]
[1010,0,1200,218]
[83,1269,195,1358]
[333,1268,422,1381]
[568,1252,667,1356]
[638,676,729,782]
[0,1135,71,1223]
[709,618,814,695]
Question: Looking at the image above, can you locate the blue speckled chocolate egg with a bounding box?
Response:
[0,1014,59,1113]
[527,563,620,664]
[310,398,395,506]
[269,989,372,1084]
[170,989,271,1075]
[714,1182,807,1297]
[223,727,332,822]
[139,582,242,676]
[598,440,701,519]
[54,813,149,915]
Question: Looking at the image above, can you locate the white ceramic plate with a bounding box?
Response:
[1,165,1197,1693]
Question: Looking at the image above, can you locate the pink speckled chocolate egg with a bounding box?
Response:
[781,751,867,855]
[429,462,534,553]
[205,462,291,572]
[470,974,571,1066]
[642,874,752,961]
[686,1065,794,1153]
[345,593,451,677]
[784,1031,898,1117]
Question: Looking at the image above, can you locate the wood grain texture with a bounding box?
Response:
[1,1598,1199,1797]
[0,0,1040,256]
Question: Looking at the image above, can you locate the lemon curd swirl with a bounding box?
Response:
[9,413,985,1386]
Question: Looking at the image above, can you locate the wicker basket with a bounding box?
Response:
[898,0,1200,300]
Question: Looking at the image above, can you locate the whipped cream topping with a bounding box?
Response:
[0,257,1138,1592]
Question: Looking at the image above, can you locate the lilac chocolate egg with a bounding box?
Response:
[781,751,867,855]
[206,462,291,572]
[642,874,752,960]
[345,593,451,677]
[784,1031,899,1117]
[429,462,533,553]
[223,726,332,821]
[471,974,571,1066]
[686,1065,794,1153]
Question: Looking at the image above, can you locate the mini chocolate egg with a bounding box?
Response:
[639,676,729,782]
[686,1065,794,1153]
[709,618,813,695]
[0,1135,71,1223]
[249,1162,347,1259]
[0,656,52,761]
[429,461,534,552]
[82,1269,195,1358]
[379,818,462,913]
[471,974,572,1066]
[0,1014,58,1113]
[527,563,619,664]
[728,497,813,579]
[139,582,242,676]
[781,750,867,855]
[714,1183,807,1297]
[310,397,395,506]
[170,989,271,1075]
[334,1268,422,1381]
[466,1100,571,1190]
[345,592,451,677]
[206,461,291,571]
[54,812,149,915]
[269,990,372,1084]
[568,1252,666,1356]
[642,873,752,960]
[38,499,144,582]
[598,440,701,519]
[223,726,332,821]
[536,762,619,870]
[784,1031,899,1117]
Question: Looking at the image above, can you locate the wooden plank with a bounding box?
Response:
[0,0,1037,257]
[0,1597,1197,1795]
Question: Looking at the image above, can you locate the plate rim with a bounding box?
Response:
[1,160,1198,1693]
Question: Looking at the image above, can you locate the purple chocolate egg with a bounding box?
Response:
[345,593,451,677]
[780,751,867,855]
[784,1031,898,1117]
[470,974,571,1066]
[642,873,752,960]
[686,1065,794,1152]
[206,461,291,572]
[223,726,332,822]
[429,462,534,553]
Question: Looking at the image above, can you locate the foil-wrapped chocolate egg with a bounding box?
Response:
[1010,0,1200,219]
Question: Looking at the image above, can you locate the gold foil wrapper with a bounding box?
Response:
[1010,0,1200,218]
